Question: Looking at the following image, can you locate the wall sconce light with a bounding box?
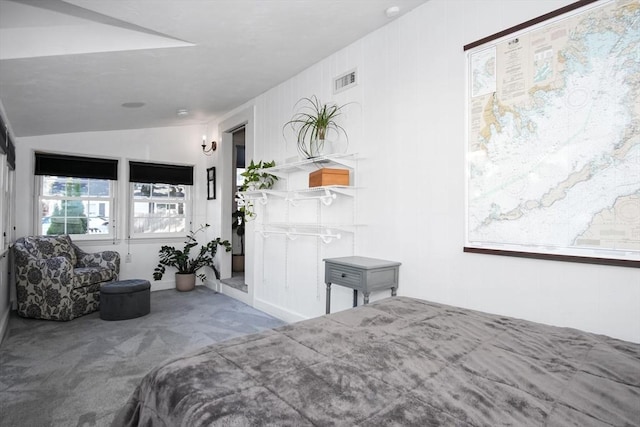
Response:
[201,135,217,155]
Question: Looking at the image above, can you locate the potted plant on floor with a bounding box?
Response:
[283,95,349,159]
[153,224,231,291]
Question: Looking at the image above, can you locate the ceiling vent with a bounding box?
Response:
[333,69,357,94]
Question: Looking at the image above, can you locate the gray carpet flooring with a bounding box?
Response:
[0,287,286,427]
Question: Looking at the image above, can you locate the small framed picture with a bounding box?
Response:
[206,167,216,200]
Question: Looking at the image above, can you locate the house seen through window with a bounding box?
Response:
[131,182,188,234]
[128,161,193,237]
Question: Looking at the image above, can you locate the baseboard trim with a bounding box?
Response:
[253,298,308,324]
[218,282,252,305]
[151,281,218,293]
[149,280,174,292]
[202,279,220,292]
[0,306,11,346]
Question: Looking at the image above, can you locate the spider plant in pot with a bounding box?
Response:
[153,224,231,292]
[283,95,349,159]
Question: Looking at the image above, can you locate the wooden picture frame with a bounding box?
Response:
[206,167,216,200]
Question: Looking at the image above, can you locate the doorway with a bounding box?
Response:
[217,106,254,306]
[229,127,247,291]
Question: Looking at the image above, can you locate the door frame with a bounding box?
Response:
[218,106,255,306]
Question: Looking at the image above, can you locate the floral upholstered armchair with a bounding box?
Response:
[13,235,120,321]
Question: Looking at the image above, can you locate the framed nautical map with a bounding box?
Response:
[464,0,639,267]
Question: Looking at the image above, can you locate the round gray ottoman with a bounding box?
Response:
[100,279,151,321]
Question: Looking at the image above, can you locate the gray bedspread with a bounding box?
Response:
[112,296,640,426]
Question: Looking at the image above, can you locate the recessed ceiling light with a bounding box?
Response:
[177,109,189,117]
[385,6,400,18]
[121,102,146,108]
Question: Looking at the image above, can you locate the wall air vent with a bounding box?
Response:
[333,69,357,94]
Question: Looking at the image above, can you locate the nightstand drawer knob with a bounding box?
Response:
[341,273,347,278]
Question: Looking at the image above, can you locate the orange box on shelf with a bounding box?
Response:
[309,168,350,188]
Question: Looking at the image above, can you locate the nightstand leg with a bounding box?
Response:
[391,287,397,297]
[353,290,358,307]
[325,283,332,314]
[363,292,370,305]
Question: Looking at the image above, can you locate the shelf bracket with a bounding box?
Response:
[285,195,300,207]
[319,189,337,206]
[257,191,268,205]
[286,188,338,206]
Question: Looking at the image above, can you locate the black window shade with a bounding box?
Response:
[7,140,15,170]
[35,152,118,180]
[1,114,15,170]
[129,161,193,185]
[0,116,7,155]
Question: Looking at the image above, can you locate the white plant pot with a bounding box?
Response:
[308,139,333,158]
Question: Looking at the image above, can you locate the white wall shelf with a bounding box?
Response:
[246,152,358,243]
[239,185,355,207]
[267,153,358,176]
[257,223,356,244]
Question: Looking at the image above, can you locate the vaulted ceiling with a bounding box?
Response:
[0,0,428,137]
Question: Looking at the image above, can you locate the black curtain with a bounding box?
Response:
[35,152,118,180]
[1,114,15,170]
[129,161,193,185]
[0,116,6,155]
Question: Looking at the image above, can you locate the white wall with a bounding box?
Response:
[219,0,640,342]
[12,124,226,292]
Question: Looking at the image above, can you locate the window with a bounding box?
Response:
[1,116,15,249]
[131,182,189,235]
[35,153,118,240]
[129,161,193,238]
[38,176,114,237]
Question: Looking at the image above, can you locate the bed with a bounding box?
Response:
[112,296,640,426]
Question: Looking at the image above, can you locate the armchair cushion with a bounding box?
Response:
[74,267,116,288]
[13,234,120,321]
[20,234,78,266]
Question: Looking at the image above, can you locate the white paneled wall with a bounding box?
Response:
[220,0,640,342]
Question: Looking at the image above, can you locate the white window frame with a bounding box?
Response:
[35,175,116,241]
[6,165,15,246]
[128,182,192,239]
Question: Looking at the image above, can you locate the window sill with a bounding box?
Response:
[127,235,187,244]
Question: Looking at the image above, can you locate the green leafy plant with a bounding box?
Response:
[283,95,349,158]
[231,209,245,256]
[236,160,278,220]
[153,224,231,281]
[239,160,278,192]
